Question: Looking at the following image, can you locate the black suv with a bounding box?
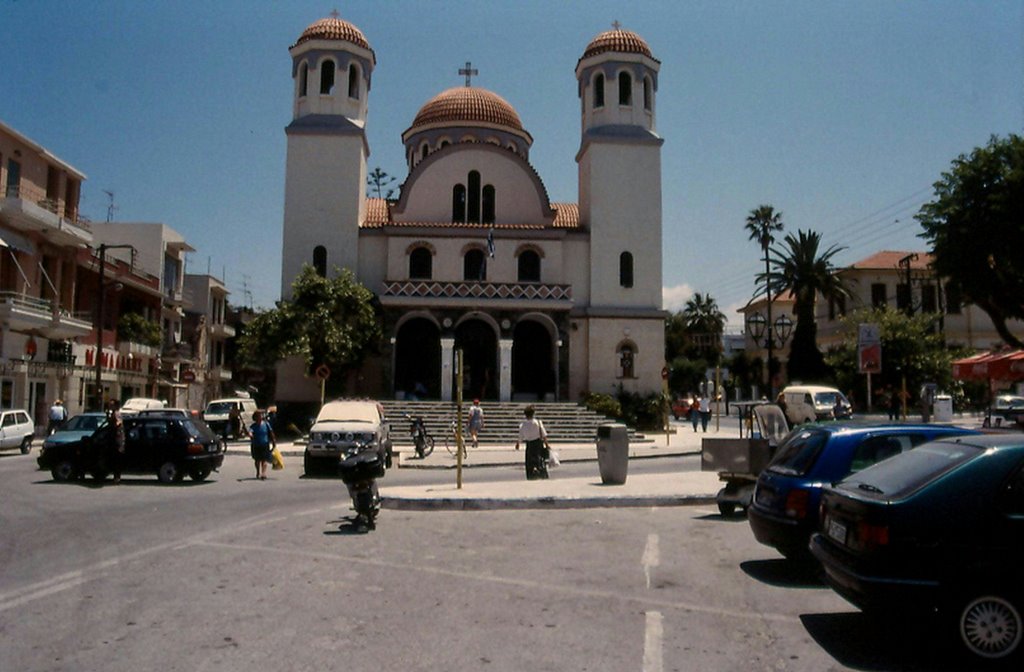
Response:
[38,415,225,483]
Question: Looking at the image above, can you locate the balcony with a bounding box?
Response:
[380,279,573,310]
[161,341,194,363]
[118,340,159,359]
[209,322,236,339]
[0,292,92,339]
[0,184,91,247]
[210,365,233,382]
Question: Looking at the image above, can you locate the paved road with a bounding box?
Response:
[0,450,975,671]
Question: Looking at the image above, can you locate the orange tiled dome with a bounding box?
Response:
[410,87,524,133]
[581,28,653,60]
[293,17,371,51]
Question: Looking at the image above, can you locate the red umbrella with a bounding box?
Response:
[987,350,1024,382]
[952,351,1006,381]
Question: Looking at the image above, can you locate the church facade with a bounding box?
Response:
[278,15,666,404]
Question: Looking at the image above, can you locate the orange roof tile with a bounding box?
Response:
[581,29,656,61]
[293,17,372,51]
[849,250,933,270]
[408,87,524,134]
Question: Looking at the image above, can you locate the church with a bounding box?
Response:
[277,14,666,404]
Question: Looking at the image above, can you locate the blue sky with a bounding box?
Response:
[3,1,1021,327]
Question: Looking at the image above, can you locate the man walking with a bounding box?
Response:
[48,399,68,435]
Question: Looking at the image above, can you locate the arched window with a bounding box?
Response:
[618,71,632,106]
[409,247,432,279]
[482,185,495,224]
[347,64,359,99]
[518,250,541,283]
[467,170,481,223]
[299,63,308,97]
[643,76,652,111]
[421,144,429,160]
[464,249,486,281]
[320,60,335,95]
[619,251,634,288]
[452,184,467,222]
[313,245,327,277]
[594,73,605,108]
[618,343,636,379]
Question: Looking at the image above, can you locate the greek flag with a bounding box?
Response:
[486,227,495,258]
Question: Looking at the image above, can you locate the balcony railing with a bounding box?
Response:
[2,184,90,230]
[0,291,92,338]
[381,279,573,304]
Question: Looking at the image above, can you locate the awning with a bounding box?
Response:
[952,350,1024,382]
[0,229,38,255]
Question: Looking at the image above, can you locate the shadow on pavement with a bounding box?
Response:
[740,558,826,588]
[800,611,973,671]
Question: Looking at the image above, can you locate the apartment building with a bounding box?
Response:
[183,273,235,407]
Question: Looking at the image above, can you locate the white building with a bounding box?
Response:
[278,15,666,404]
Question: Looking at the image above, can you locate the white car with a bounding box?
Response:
[0,409,35,454]
[120,398,167,416]
[304,399,392,475]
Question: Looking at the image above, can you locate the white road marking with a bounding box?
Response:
[641,533,660,590]
[643,611,664,672]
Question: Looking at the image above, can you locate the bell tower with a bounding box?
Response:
[280,14,375,298]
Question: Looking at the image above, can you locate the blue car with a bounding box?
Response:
[747,422,978,560]
[811,434,1024,663]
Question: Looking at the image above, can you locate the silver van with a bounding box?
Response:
[203,397,259,438]
[780,385,852,425]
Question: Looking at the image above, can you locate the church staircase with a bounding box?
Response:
[379,400,646,445]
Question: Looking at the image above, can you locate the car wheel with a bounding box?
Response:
[91,468,109,482]
[51,460,75,482]
[303,451,319,476]
[20,436,31,455]
[958,594,1022,661]
[189,466,211,482]
[717,501,737,516]
[157,461,179,484]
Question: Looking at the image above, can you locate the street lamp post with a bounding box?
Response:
[93,243,134,411]
[746,311,794,399]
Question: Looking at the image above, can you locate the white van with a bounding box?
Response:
[203,397,259,438]
[120,398,167,416]
[780,385,852,425]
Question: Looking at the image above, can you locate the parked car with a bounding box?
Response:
[137,408,195,419]
[810,434,1024,664]
[304,399,392,475]
[0,409,35,454]
[671,398,692,420]
[779,385,852,425]
[38,412,108,458]
[203,397,258,438]
[120,397,167,416]
[37,415,224,483]
[987,394,1024,428]
[748,422,977,560]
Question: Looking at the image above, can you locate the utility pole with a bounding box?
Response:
[93,243,134,410]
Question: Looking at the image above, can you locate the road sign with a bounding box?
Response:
[858,323,882,374]
[181,369,196,383]
[315,364,331,381]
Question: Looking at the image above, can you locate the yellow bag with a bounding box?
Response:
[270,447,285,470]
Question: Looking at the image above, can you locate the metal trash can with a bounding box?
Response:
[933,394,953,422]
[596,423,629,485]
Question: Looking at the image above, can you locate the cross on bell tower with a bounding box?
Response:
[459,61,478,87]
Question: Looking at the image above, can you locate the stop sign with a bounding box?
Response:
[182,369,196,383]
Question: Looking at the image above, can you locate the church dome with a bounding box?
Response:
[581,28,654,60]
[293,16,372,51]
[409,87,525,134]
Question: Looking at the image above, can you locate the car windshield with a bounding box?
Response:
[767,428,828,476]
[63,415,106,432]
[837,439,983,498]
[206,403,234,414]
[814,391,845,406]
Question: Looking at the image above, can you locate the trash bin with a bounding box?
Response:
[933,394,953,422]
[596,423,629,484]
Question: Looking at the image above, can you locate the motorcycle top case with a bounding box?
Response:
[337,451,385,484]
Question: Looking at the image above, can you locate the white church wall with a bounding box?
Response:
[587,317,664,396]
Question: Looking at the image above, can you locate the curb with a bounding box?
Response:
[381,494,718,511]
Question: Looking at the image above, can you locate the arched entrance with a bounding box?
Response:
[454,318,497,400]
[394,317,441,399]
[511,319,554,401]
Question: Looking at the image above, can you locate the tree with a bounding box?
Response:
[366,166,397,199]
[682,292,726,361]
[237,266,382,394]
[745,204,785,393]
[766,229,849,382]
[917,134,1024,348]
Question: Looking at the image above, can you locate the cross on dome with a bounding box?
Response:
[611,20,621,30]
[459,61,478,87]
[329,8,340,19]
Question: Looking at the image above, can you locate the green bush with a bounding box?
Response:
[581,392,621,420]
[117,312,161,347]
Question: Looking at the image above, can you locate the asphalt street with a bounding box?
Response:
[0,448,985,672]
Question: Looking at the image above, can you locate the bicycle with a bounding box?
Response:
[443,418,467,458]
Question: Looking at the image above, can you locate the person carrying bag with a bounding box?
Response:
[513,405,551,480]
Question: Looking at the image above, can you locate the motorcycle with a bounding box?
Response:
[337,440,386,530]
[405,414,434,458]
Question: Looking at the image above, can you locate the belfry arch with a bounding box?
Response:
[393,316,441,399]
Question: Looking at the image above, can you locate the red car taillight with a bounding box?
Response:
[856,521,890,550]
[785,489,810,519]
[187,440,204,455]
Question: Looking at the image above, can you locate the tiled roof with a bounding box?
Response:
[361,198,581,230]
[849,250,933,270]
[581,29,655,60]
[409,87,524,133]
[293,17,371,51]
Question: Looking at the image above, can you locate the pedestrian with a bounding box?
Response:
[106,399,125,484]
[887,387,901,421]
[689,394,700,432]
[467,399,484,449]
[514,405,551,480]
[249,410,276,480]
[47,399,68,435]
[229,405,242,440]
[699,392,711,432]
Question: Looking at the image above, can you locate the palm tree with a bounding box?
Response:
[766,229,849,381]
[745,205,785,395]
[683,292,727,360]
